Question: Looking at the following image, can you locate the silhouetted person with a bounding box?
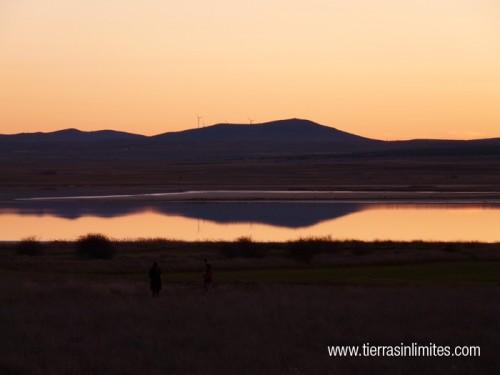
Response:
[149,262,162,297]
[203,259,213,292]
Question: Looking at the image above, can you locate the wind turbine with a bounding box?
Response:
[196,114,203,129]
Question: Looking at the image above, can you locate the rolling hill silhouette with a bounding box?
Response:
[1,118,499,160]
[0,128,145,143]
[154,118,376,143]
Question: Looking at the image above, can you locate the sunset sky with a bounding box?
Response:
[1,0,499,139]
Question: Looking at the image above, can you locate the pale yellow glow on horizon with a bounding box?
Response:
[1,0,499,140]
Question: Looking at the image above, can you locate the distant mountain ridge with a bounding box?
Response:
[1,118,499,161]
[0,128,145,141]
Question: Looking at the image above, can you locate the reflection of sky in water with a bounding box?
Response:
[1,202,500,242]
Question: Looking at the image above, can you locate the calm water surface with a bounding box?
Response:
[1,202,499,242]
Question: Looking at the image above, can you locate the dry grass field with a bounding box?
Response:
[1,280,499,375]
[1,240,500,374]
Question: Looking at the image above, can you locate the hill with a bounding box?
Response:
[0,118,499,162]
[0,128,145,143]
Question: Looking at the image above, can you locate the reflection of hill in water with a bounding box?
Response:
[158,202,365,228]
[2,202,366,228]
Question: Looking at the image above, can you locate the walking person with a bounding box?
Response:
[203,259,213,292]
[149,261,162,297]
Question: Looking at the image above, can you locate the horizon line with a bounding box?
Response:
[1,118,499,142]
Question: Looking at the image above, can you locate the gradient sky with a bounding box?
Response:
[1,0,499,139]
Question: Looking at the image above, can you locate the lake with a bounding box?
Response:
[1,201,500,242]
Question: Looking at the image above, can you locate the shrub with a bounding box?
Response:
[76,234,115,259]
[16,237,44,256]
[287,239,319,263]
[220,237,267,258]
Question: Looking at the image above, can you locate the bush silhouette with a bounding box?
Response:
[286,238,326,263]
[220,237,267,258]
[16,237,44,256]
[76,234,115,259]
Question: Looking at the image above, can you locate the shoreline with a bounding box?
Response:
[13,189,500,202]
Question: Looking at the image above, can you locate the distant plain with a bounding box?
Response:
[2,156,500,201]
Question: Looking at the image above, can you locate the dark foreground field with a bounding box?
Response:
[2,241,500,374]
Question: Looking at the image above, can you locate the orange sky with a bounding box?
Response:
[1,0,499,139]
